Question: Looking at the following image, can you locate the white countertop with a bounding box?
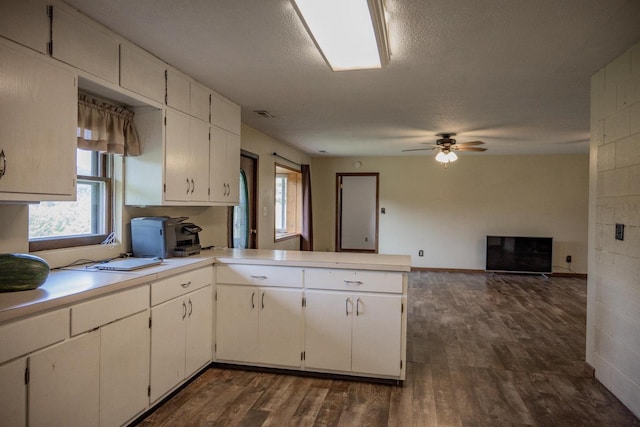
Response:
[0,249,410,324]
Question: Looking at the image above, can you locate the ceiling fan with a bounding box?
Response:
[402,132,487,164]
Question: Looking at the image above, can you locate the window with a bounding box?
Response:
[29,149,113,251]
[274,164,302,240]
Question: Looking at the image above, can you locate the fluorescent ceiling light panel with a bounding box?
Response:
[293,0,389,71]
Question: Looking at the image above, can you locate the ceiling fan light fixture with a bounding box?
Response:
[292,0,390,71]
[435,150,458,164]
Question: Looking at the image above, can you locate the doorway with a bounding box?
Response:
[229,150,258,249]
[336,173,379,253]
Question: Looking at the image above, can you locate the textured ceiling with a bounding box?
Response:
[64,0,640,156]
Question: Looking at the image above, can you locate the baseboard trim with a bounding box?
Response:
[410,267,587,279]
[584,361,595,377]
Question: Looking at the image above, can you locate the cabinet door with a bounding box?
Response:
[100,311,150,427]
[0,357,27,426]
[51,5,119,83]
[30,332,100,427]
[166,69,190,113]
[0,0,49,53]
[216,285,259,363]
[225,132,241,203]
[258,288,303,367]
[304,291,352,372]
[120,44,166,103]
[189,118,211,202]
[190,83,210,122]
[352,294,402,377]
[150,298,186,403]
[0,41,76,200]
[185,286,213,376]
[164,109,191,202]
[209,125,228,202]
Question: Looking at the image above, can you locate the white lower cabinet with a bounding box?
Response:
[0,357,27,426]
[216,285,303,368]
[150,285,213,403]
[100,311,150,427]
[305,291,403,378]
[30,331,101,427]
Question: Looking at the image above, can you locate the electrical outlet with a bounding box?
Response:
[418,250,424,257]
[566,255,572,263]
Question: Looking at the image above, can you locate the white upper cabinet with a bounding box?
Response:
[50,4,119,84]
[120,43,166,103]
[0,0,49,53]
[190,82,210,122]
[211,91,241,135]
[166,68,191,113]
[210,126,240,204]
[0,39,77,201]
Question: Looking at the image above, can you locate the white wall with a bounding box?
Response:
[311,154,589,273]
[240,123,311,250]
[588,39,640,417]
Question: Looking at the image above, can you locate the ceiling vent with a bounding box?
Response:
[254,110,274,118]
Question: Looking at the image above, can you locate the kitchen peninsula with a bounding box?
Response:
[0,249,410,426]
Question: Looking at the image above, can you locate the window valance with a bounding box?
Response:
[77,93,141,156]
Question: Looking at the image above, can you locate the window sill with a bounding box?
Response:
[275,232,300,243]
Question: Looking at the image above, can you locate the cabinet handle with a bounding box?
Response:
[345,297,352,316]
[356,297,361,316]
[261,292,265,309]
[344,280,363,285]
[180,281,191,288]
[186,178,190,194]
[191,179,195,194]
[0,150,6,179]
[182,301,187,319]
[251,291,255,309]
[251,275,267,280]
[188,298,193,317]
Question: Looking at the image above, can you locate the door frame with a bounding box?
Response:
[228,150,259,248]
[335,172,379,253]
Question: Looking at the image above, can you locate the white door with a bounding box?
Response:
[150,298,186,402]
[164,109,191,202]
[216,284,259,363]
[30,332,100,427]
[0,357,27,426]
[0,41,76,200]
[100,311,150,427]
[258,288,303,367]
[304,291,352,373]
[189,118,210,202]
[351,294,402,377]
[185,286,213,375]
[337,174,378,252]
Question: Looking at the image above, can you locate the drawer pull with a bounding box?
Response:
[251,275,267,280]
[344,280,363,285]
[180,281,192,288]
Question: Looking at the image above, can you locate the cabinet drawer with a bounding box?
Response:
[71,285,149,336]
[217,265,303,288]
[304,269,403,293]
[151,267,212,306]
[0,309,68,363]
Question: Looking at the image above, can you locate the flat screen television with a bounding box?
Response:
[485,236,553,274]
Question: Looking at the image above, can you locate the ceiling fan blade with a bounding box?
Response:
[454,146,488,152]
[401,148,436,152]
[455,140,485,146]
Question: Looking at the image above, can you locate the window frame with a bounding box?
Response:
[28,151,113,252]
[274,163,302,242]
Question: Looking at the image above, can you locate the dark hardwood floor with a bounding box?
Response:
[138,272,640,426]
